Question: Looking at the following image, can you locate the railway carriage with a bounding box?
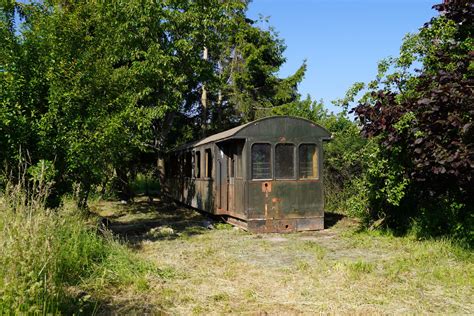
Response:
[164,116,331,233]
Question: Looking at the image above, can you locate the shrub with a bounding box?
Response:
[350,1,473,245]
[0,174,159,313]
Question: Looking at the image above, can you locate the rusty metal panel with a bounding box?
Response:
[217,159,228,213]
[261,181,272,192]
[227,179,234,212]
[172,116,331,151]
[297,217,324,231]
[247,181,323,220]
[246,217,323,233]
[233,179,246,218]
[227,156,235,212]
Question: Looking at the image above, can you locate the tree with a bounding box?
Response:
[186,12,308,135]
[1,0,263,206]
[351,0,473,244]
[1,0,308,207]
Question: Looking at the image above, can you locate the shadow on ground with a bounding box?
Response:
[324,212,346,229]
[91,197,353,249]
[92,196,220,248]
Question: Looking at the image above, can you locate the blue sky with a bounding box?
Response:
[247,0,439,112]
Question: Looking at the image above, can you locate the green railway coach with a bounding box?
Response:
[164,116,331,233]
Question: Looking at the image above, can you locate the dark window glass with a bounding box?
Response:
[205,149,212,178]
[275,144,295,179]
[178,154,184,176]
[299,144,318,179]
[194,151,201,178]
[229,156,234,178]
[252,143,271,179]
[169,153,178,176]
[185,151,192,177]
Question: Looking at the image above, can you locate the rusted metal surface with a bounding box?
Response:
[172,116,331,151]
[164,116,331,233]
[224,216,248,230]
[246,217,324,233]
[261,181,272,193]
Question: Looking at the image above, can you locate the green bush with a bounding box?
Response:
[344,2,473,246]
[131,172,161,196]
[0,206,97,313]
[0,190,159,313]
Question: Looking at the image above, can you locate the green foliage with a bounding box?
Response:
[321,114,367,212]
[1,0,274,204]
[214,222,233,230]
[0,171,160,313]
[28,160,56,185]
[1,0,308,205]
[350,1,473,245]
[202,12,308,133]
[131,173,161,196]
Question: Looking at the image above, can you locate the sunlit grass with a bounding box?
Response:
[9,192,469,314]
[105,200,472,314]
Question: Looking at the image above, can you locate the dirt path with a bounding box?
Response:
[91,197,474,314]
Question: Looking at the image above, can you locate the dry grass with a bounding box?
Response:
[91,197,474,314]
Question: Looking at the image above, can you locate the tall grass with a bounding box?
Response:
[0,164,160,314]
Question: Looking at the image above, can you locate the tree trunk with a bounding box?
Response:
[201,46,208,136]
[154,112,175,194]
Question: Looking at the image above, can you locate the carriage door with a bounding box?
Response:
[217,142,237,214]
[227,151,235,213]
[217,148,228,212]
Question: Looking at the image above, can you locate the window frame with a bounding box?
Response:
[298,143,319,180]
[274,143,296,180]
[251,142,273,181]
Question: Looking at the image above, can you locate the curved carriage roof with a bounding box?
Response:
[172,116,331,151]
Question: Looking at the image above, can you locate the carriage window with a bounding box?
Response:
[275,144,295,179]
[229,155,234,178]
[194,151,201,178]
[185,151,192,177]
[170,153,178,176]
[205,149,212,178]
[252,143,272,179]
[299,144,318,179]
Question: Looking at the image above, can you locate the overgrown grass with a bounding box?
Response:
[106,200,472,314]
[0,185,162,313]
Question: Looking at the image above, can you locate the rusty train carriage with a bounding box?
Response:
[164,116,331,233]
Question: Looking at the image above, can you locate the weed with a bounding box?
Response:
[295,260,311,271]
[203,246,217,256]
[0,174,162,313]
[192,305,207,314]
[211,293,230,302]
[214,222,233,230]
[345,260,375,279]
[301,240,327,259]
[243,289,258,302]
[81,198,474,314]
